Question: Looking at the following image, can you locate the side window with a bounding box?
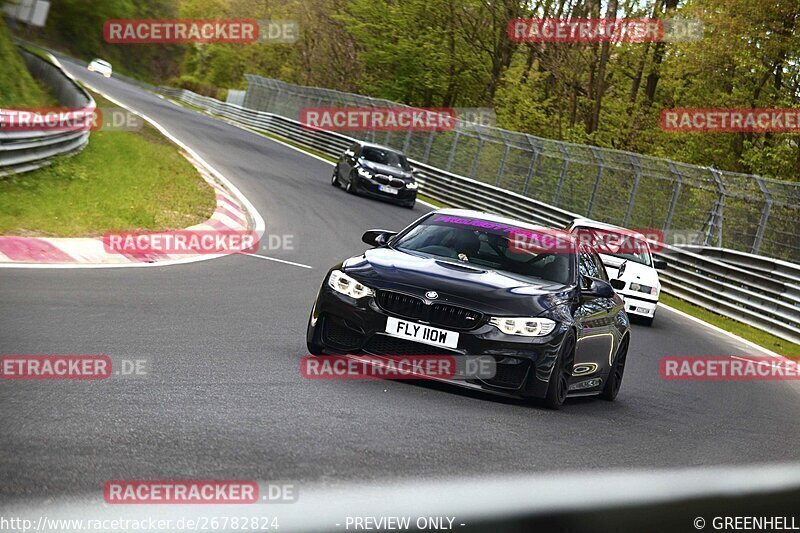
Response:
[578,249,599,279]
[590,251,609,281]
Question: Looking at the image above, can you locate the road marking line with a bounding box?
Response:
[243,253,313,269]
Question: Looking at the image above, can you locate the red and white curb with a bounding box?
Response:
[0,152,252,266]
[0,52,266,269]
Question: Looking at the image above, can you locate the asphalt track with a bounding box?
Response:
[2,62,799,502]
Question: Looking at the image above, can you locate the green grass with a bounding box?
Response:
[0,20,53,106]
[660,294,800,358]
[0,91,216,237]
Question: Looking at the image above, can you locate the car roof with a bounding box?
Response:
[432,209,577,241]
[92,59,111,65]
[570,217,648,241]
[355,141,403,153]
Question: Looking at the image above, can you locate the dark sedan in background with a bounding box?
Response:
[306,209,631,408]
[331,141,418,208]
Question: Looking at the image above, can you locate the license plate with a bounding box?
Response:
[385,317,459,349]
[378,185,399,195]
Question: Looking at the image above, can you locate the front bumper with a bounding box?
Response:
[353,175,417,205]
[306,284,568,399]
[620,292,658,317]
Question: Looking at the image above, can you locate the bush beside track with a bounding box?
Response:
[0,91,215,237]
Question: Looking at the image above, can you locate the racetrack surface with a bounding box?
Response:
[2,63,799,501]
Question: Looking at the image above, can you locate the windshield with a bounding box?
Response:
[361,147,411,170]
[394,214,574,285]
[573,226,652,266]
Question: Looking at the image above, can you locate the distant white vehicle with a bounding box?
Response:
[87,59,112,78]
[568,218,667,326]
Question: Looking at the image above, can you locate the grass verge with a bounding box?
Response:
[0,21,53,106]
[164,95,799,357]
[0,91,216,237]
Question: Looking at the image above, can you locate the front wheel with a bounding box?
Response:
[331,168,340,187]
[600,335,629,401]
[346,173,356,194]
[543,332,575,410]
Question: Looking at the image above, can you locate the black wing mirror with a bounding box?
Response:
[582,276,615,298]
[653,259,667,270]
[362,229,397,247]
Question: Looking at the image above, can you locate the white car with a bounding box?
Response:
[568,218,666,326]
[87,59,112,78]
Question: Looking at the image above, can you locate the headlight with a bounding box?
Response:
[630,283,657,295]
[357,167,372,178]
[489,317,557,337]
[328,270,374,299]
[406,182,418,190]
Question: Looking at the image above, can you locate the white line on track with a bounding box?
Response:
[242,253,313,269]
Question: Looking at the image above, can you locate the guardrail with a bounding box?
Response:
[0,48,95,176]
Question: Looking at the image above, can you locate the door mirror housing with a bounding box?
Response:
[582,276,615,298]
[653,259,667,270]
[362,230,397,247]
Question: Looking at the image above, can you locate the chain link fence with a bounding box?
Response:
[242,74,800,264]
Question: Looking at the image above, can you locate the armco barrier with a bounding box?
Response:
[157,87,800,344]
[0,48,95,176]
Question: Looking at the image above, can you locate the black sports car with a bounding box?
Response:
[306,209,631,408]
[331,141,418,208]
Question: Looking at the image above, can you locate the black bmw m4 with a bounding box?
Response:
[306,209,631,409]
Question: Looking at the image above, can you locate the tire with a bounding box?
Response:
[600,335,629,401]
[404,199,416,209]
[307,340,325,356]
[331,168,340,187]
[543,332,575,410]
[346,173,356,194]
[640,312,655,327]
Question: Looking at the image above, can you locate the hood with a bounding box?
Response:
[343,247,574,316]
[360,159,413,180]
[600,253,661,288]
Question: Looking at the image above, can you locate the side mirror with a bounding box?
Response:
[582,277,615,298]
[653,259,667,270]
[362,229,397,247]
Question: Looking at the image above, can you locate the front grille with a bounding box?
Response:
[374,174,405,188]
[430,304,482,329]
[376,291,426,321]
[364,335,455,356]
[481,357,530,390]
[323,317,363,349]
[376,290,483,330]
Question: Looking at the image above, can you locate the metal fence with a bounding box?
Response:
[158,87,800,343]
[242,75,800,264]
[0,48,95,176]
